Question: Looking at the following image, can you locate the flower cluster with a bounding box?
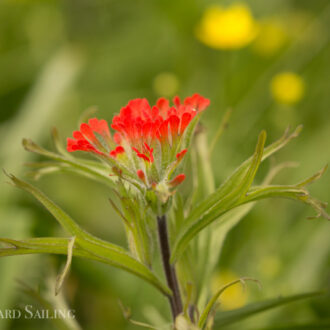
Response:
[67,94,210,196]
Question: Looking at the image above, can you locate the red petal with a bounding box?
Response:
[144,142,152,152]
[156,97,169,112]
[173,96,181,107]
[184,93,210,111]
[159,120,169,141]
[115,146,125,154]
[110,146,125,158]
[169,115,180,136]
[176,149,187,161]
[169,174,186,187]
[73,131,84,139]
[89,118,110,137]
[67,138,77,152]
[180,113,192,134]
[136,169,146,182]
[113,132,122,144]
[80,123,97,142]
[137,153,150,162]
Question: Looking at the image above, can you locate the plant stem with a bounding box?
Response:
[157,214,183,320]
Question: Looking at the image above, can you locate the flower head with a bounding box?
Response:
[270,72,304,105]
[67,94,210,198]
[196,3,258,50]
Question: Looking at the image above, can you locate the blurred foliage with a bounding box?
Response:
[0,0,329,329]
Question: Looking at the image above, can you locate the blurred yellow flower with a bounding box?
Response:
[196,3,258,50]
[253,20,287,56]
[271,72,305,105]
[153,72,179,97]
[211,270,247,310]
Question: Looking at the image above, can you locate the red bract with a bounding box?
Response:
[67,94,210,191]
[67,118,113,155]
[111,93,209,148]
[169,174,186,187]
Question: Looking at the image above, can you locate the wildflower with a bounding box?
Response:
[270,72,305,105]
[211,270,248,310]
[196,3,258,50]
[253,19,287,56]
[67,94,210,198]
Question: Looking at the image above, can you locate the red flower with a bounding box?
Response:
[67,94,210,190]
[111,93,209,149]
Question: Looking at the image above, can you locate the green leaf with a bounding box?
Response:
[171,127,326,263]
[22,138,118,188]
[6,173,92,239]
[213,291,324,328]
[0,236,171,297]
[171,130,267,263]
[243,166,330,221]
[187,126,301,227]
[23,137,144,192]
[197,203,255,311]
[3,175,171,296]
[197,162,299,309]
[198,278,259,328]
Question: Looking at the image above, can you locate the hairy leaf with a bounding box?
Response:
[171,127,329,263]
[171,130,267,263]
[3,175,171,296]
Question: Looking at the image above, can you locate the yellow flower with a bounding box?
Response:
[196,3,258,50]
[271,72,305,105]
[253,19,287,56]
[153,72,179,97]
[211,270,247,310]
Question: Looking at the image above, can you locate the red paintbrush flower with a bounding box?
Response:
[66,94,210,192]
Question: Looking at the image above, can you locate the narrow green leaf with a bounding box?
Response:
[197,203,255,310]
[173,162,329,263]
[187,126,301,228]
[5,173,91,239]
[171,127,313,263]
[199,278,258,328]
[0,237,172,296]
[244,170,330,221]
[171,131,266,263]
[213,291,324,328]
[3,175,171,296]
[22,138,117,188]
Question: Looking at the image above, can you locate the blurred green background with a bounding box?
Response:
[0,0,329,329]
